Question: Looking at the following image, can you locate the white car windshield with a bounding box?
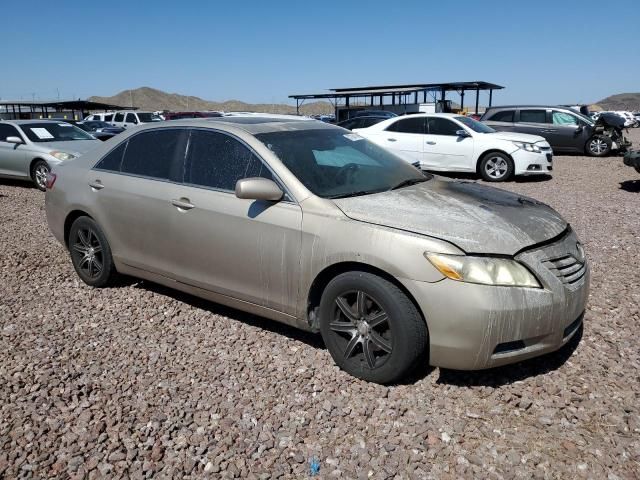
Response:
[455,116,495,133]
[21,123,95,142]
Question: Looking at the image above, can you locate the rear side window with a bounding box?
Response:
[519,110,547,123]
[488,110,515,122]
[0,124,21,141]
[104,114,113,121]
[125,113,137,123]
[94,142,126,171]
[185,129,272,191]
[120,129,186,181]
[427,118,459,136]
[114,113,124,122]
[386,117,425,134]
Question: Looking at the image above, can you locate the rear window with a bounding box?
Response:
[488,110,515,122]
[120,129,186,181]
[386,117,425,134]
[519,110,547,123]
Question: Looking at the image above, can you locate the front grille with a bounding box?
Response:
[542,254,586,285]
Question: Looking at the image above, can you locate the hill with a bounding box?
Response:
[89,87,333,116]
[593,93,640,111]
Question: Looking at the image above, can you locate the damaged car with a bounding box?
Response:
[45,116,589,384]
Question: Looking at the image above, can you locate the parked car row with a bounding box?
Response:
[43,115,589,384]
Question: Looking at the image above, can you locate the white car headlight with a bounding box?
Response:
[512,141,541,153]
[49,151,76,161]
[425,253,541,288]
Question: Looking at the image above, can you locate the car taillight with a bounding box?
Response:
[45,172,57,190]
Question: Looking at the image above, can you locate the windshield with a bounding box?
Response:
[256,129,429,199]
[137,113,162,123]
[455,116,495,133]
[21,122,95,142]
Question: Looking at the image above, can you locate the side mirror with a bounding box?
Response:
[6,136,24,145]
[235,177,283,202]
[574,125,583,133]
[456,129,470,137]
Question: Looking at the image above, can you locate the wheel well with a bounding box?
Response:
[64,210,93,247]
[476,149,513,173]
[306,262,427,332]
[29,158,47,179]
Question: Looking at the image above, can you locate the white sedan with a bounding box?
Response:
[353,113,552,181]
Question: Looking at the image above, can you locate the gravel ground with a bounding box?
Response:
[1,130,639,479]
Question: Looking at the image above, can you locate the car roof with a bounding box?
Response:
[129,114,333,135]
[485,105,577,110]
[8,119,74,125]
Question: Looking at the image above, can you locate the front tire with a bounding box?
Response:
[68,217,116,287]
[319,272,428,384]
[31,160,50,191]
[479,152,514,182]
[586,136,612,157]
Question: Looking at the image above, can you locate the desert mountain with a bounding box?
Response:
[89,87,333,115]
[593,93,640,111]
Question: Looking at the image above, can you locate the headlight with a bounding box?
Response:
[425,253,541,288]
[49,151,76,161]
[512,141,541,153]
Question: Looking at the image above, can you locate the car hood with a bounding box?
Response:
[36,140,101,156]
[332,178,567,255]
[485,131,548,144]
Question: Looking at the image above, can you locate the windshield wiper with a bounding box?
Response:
[389,178,427,191]
[327,189,383,199]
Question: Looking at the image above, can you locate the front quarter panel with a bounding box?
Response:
[296,196,463,319]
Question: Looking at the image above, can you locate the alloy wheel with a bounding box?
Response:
[34,164,50,190]
[484,156,508,179]
[589,139,607,155]
[328,290,393,369]
[71,227,104,279]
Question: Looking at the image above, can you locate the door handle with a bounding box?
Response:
[89,181,104,190]
[387,138,397,142]
[426,141,436,145]
[171,198,195,210]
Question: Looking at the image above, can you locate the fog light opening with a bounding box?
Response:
[493,340,526,355]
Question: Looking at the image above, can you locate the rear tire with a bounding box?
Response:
[31,160,50,191]
[586,136,612,157]
[68,217,116,287]
[319,272,428,384]
[479,152,514,182]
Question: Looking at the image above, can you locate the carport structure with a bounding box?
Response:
[0,100,130,120]
[290,81,504,120]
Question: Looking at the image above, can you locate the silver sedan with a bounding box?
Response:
[0,120,100,190]
[45,116,589,383]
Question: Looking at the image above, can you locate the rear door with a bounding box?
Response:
[169,128,302,314]
[0,124,27,177]
[89,128,188,275]
[112,112,124,127]
[514,109,550,139]
[378,117,425,164]
[423,117,474,170]
[124,113,138,129]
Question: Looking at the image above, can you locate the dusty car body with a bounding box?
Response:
[45,116,589,383]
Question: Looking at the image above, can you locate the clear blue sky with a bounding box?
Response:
[1,0,638,106]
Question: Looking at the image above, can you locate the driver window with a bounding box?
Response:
[552,111,578,126]
[125,113,137,123]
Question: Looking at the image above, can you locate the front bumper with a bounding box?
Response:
[512,149,553,176]
[401,230,589,370]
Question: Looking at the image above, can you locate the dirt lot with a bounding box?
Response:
[1,130,639,479]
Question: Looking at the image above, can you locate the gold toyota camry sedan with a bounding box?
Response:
[45,115,589,384]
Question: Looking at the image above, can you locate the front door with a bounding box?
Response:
[0,124,27,177]
[548,110,589,152]
[423,117,474,171]
[169,129,302,315]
